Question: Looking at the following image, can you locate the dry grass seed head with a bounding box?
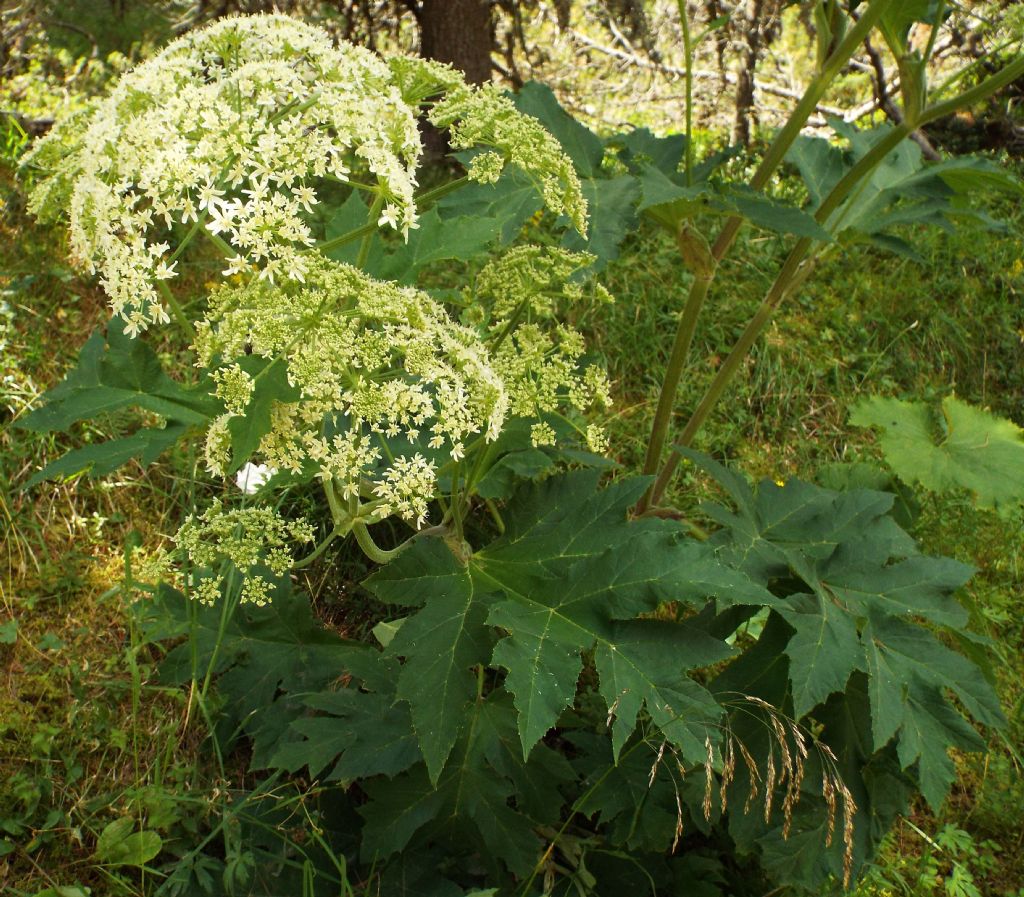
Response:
[719,735,736,815]
[648,738,667,788]
[703,734,715,822]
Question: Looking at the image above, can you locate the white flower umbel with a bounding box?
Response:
[26,16,591,337]
[196,255,509,527]
[174,499,314,606]
[26,15,422,334]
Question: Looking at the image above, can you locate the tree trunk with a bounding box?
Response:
[417,0,493,160]
[419,0,494,85]
[732,0,765,147]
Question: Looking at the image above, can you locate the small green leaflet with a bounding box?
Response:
[95,818,163,867]
[851,395,1024,516]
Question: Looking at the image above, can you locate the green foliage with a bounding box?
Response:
[10,13,1024,895]
[17,321,215,484]
[786,123,1022,258]
[691,449,1004,808]
[851,396,1024,515]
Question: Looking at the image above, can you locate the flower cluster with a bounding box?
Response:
[471,246,613,452]
[473,245,613,322]
[196,256,508,526]
[174,499,314,606]
[493,324,611,451]
[26,15,589,337]
[429,84,589,236]
[27,15,422,335]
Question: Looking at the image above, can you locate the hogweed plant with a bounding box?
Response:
[18,6,1024,896]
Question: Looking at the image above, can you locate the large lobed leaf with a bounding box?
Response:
[367,471,772,781]
[689,450,1004,812]
[851,395,1024,516]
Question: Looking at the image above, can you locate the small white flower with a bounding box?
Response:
[236,462,277,494]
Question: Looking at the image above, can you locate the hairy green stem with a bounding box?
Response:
[677,0,695,186]
[638,0,900,506]
[311,220,376,256]
[292,522,349,570]
[638,273,711,497]
[156,279,195,342]
[646,7,1022,507]
[649,117,921,505]
[416,175,470,208]
[356,194,385,269]
[352,520,406,565]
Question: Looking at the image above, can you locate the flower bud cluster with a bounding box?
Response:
[174,499,314,606]
[196,256,508,525]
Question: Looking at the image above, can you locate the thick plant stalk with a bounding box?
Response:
[637,0,899,512]
[647,51,1024,507]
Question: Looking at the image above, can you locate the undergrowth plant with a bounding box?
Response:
[16,5,1024,895]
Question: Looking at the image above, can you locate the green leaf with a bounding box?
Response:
[19,324,216,433]
[562,174,640,267]
[635,167,831,240]
[226,357,300,474]
[779,592,864,719]
[695,451,1002,803]
[879,0,943,49]
[851,395,1024,515]
[611,127,687,176]
[140,580,365,766]
[570,731,683,853]
[512,82,604,177]
[786,135,846,208]
[372,618,405,648]
[385,564,498,784]
[723,186,833,241]
[0,618,17,644]
[474,448,556,500]
[367,473,769,768]
[25,424,186,487]
[359,692,545,877]
[95,818,162,866]
[436,166,543,245]
[788,124,1020,247]
[375,206,503,284]
[594,619,733,759]
[321,189,370,265]
[271,669,421,782]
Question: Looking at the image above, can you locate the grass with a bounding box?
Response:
[2,111,1023,897]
